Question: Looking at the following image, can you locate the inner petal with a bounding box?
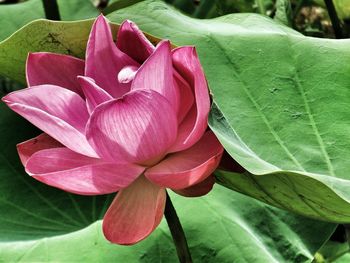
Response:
[118,65,139,84]
[86,89,178,165]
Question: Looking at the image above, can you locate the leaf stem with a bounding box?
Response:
[292,0,306,19]
[164,192,192,263]
[323,0,343,38]
[42,0,61,21]
[325,224,350,262]
[256,0,266,15]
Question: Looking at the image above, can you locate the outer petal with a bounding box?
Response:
[103,176,166,245]
[17,133,62,166]
[26,148,144,195]
[2,85,97,157]
[77,76,113,113]
[26,52,84,96]
[170,47,210,152]
[173,175,215,197]
[145,131,223,189]
[117,20,155,63]
[132,40,179,111]
[85,15,138,98]
[86,90,178,165]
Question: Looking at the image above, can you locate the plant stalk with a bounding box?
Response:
[164,192,192,263]
[256,0,266,15]
[42,0,61,20]
[324,0,343,38]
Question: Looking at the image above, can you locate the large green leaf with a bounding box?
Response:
[0,98,336,261]
[0,0,99,41]
[0,2,339,261]
[0,102,114,241]
[0,19,93,84]
[1,0,350,222]
[0,18,158,85]
[0,108,336,262]
[105,0,350,223]
[0,184,335,262]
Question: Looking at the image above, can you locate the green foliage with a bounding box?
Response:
[105,0,274,18]
[316,239,350,262]
[275,0,293,26]
[314,0,350,19]
[0,1,339,260]
[0,0,98,41]
[0,181,335,262]
[0,19,94,83]
[0,103,336,260]
[105,0,350,223]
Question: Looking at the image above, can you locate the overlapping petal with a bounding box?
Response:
[85,15,138,98]
[174,71,194,123]
[132,40,179,111]
[26,52,84,96]
[2,15,223,246]
[86,89,178,165]
[170,47,210,152]
[77,76,113,113]
[103,176,166,245]
[145,131,223,189]
[2,85,97,157]
[117,20,155,63]
[26,148,144,195]
[17,133,62,166]
[173,175,215,197]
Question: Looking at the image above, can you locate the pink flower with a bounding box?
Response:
[2,15,223,245]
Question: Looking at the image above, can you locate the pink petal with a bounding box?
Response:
[103,176,166,245]
[26,52,84,96]
[116,20,155,63]
[145,131,223,189]
[173,175,215,197]
[26,148,144,195]
[17,133,62,166]
[85,15,138,98]
[174,71,194,123]
[77,76,113,113]
[131,40,179,111]
[2,85,97,157]
[170,47,210,152]
[86,90,178,165]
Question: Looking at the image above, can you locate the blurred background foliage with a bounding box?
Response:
[104,0,350,38]
[0,0,348,94]
[1,0,349,39]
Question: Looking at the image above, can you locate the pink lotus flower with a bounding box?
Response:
[2,15,223,245]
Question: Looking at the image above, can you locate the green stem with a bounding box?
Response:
[326,224,350,262]
[292,0,305,19]
[164,192,192,263]
[324,0,343,38]
[256,0,266,15]
[42,0,61,20]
